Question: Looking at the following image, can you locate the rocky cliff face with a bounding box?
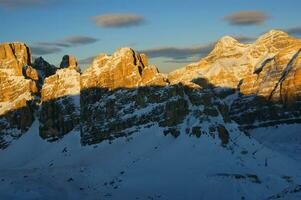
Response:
[230,42,301,128]
[39,56,80,141]
[168,30,298,89]
[168,30,301,129]
[80,48,167,90]
[0,42,32,76]
[0,43,36,148]
[80,48,186,145]
[1,30,301,148]
[80,48,235,145]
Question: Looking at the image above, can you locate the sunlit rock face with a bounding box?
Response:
[231,43,301,128]
[168,30,298,89]
[0,43,36,148]
[80,48,167,90]
[0,42,32,76]
[168,30,301,129]
[168,36,251,88]
[39,57,80,141]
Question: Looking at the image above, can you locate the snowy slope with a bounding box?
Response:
[0,121,300,200]
[250,124,301,162]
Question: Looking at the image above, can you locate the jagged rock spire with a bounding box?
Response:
[60,55,80,72]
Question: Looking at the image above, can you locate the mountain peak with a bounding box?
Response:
[0,42,32,76]
[0,41,28,47]
[34,56,46,63]
[115,47,134,54]
[112,47,137,59]
[81,47,167,90]
[211,35,246,53]
[262,29,288,37]
[217,36,240,47]
[60,55,80,72]
[255,29,290,44]
[204,35,248,63]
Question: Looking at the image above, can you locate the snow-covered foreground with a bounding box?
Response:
[0,121,301,200]
[250,124,301,162]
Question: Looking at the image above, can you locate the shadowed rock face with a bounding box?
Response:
[36,47,228,144]
[39,68,80,140]
[39,55,82,140]
[1,30,301,148]
[78,49,236,145]
[32,57,57,89]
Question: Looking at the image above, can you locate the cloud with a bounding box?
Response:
[34,41,72,48]
[139,34,258,64]
[35,35,99,48]
[224,10,268,26]
[63,36,99,45]
[78,56,96,65]
[285,27,301,36]
[30,46,61,55]
[93,14,145,28]
[32,35,99,55]
[233,35,257,43]
[0,0,42,8]
[140,44,214,60]
[0,0,61,9]
[163,57,200,64]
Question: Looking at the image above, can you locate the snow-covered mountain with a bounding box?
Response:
[0,30,301,199]
[169,30,301,129]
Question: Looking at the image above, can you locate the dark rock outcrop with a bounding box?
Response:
[60,55,80,72]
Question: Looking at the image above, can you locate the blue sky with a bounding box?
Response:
[1,0,301,72]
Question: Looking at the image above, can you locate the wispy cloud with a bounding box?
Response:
[0,0,60,9]
[140,44,214,60]
[32,35,99,55]
[34,41,72,48]
[78,56,96,65]
[63,36,99,45]
[163,57,200,64]
[224,10,268,26]
[30,46,61,55]
[93,13,145,28]
[233,35,257,43]
[35,35,98,48]
[0,0,42,8]
[285,27,301,36]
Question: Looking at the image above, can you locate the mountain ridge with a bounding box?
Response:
[1,29,301,147]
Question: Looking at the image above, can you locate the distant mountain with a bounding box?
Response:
[169,30,301,128]
[0,30,301,199]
